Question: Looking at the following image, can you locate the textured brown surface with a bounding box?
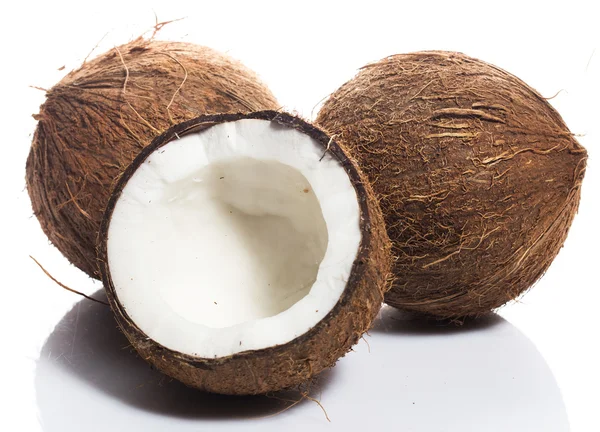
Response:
[317,51,587,319]
[98,111,393,395]
[26,38,278,278]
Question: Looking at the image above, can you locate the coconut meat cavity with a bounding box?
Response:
[107,119,361,358]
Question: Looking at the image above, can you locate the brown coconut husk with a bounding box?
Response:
[98,111,392,395]
[26,37,279,278]
[317,51,587,319]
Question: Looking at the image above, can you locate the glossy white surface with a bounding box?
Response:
[2,1,598,430]
[35,300,568,432]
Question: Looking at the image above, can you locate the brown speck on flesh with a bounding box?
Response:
[303,188,310,193]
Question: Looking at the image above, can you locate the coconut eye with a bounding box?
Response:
[98,111,391,395]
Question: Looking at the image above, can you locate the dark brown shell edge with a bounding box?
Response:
[97,111,392,395]
[317,51,587,320]
[26,39,279,279]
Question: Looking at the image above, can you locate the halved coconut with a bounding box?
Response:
[98,111,391,395]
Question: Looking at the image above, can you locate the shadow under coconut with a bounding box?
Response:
[350,305,569,432]
[35,294,569,432]
[369,305,504,335]
[35,290,336,431]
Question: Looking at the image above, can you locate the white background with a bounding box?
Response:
[1,1,598,430]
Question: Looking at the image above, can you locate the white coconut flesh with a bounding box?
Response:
[107,119,362,358]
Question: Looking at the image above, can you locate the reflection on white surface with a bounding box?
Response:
[35,296,568,431]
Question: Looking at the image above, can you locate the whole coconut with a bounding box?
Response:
[317,51,587,319]
[26,38,278,278]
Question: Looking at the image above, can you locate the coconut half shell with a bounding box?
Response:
[317,51,587,319]
[98,111,392,395]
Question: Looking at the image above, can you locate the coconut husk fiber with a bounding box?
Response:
[26,37,278,278]
[317,51,587,319]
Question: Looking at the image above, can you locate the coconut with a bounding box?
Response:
[97,111,392,395]
[317,51,587,319]
[26,38,278,279]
